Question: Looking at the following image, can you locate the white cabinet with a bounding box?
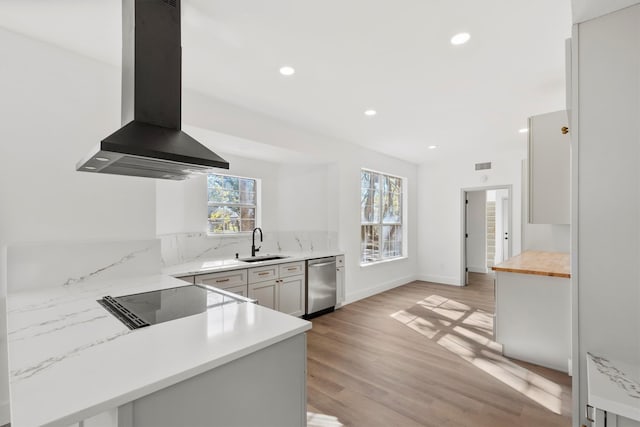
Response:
[248,279,278,310]
[195,269,248,297]
[336,255,345,307]
[278,275,304,317]
[528,110,570,224]
[249,261,305,316]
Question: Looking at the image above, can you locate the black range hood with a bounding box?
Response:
[77,0,229,180]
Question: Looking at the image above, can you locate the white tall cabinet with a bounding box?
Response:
[528,110,570,224]
[571,5,640,426]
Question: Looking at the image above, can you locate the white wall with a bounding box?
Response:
[0,29,156,245]
[572,0,640,23]
[417,150,524,285]
[334,147,418,303]
[466,191,487,273]
[156,149,285,235]
[573,6,640,425]
[0,29,158,425]
[275,163,329,232]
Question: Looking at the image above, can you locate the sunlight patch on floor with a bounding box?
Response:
[391,295,566,415]
[307,412,344,427]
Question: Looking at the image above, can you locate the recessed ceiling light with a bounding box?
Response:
[519,128,529,133]
[364,109,377,116]
[279,66,295,76]
[84,166,96,170]
[451,32,471,45]
[428,145,438,150]
[95,157,109,162]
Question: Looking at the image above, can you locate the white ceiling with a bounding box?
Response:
[0,0,574,164]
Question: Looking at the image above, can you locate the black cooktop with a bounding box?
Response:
[98,285,242,330]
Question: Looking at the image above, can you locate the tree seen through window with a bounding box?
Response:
[360,169,403,263]
[207,174,257,233]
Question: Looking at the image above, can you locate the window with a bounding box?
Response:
[207,173,258,234]
[360,169,403,264]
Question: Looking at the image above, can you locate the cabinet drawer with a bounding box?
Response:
[196,269,247,290]
[248,265,278,284]
[279,261,305,278]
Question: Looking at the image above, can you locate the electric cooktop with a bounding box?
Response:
[98,285,249,330]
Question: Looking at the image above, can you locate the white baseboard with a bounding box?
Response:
[416,274,463,286]
[344,275,416,305]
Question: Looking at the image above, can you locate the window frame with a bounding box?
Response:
[206,172,261,235]
[360,168,407,266]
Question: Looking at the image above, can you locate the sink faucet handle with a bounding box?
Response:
[255,246,261,253]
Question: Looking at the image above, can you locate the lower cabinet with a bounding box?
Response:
[249,280,278,310]
[179,261,307,317]
[248,261,305,317]
[277,275,304,317]
[336,255,345,307]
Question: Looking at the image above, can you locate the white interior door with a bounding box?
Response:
[464,193,469,285]
[501,197,510,260]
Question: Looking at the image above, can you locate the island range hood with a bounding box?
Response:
[77,0,229,180]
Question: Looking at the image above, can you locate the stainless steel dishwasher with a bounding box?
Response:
[305,256,337,319]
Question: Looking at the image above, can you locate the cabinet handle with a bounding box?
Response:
[585,404,594,423]
[258,272,270,276]
[287,267,297,271]
[216,278,230,283]
[561,126,569,134]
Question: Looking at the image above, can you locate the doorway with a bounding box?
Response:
[461,185,512,286]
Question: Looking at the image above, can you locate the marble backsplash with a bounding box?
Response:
[159,231,338,267]
[6,240,161,293]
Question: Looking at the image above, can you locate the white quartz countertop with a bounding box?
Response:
[8,274,311,427]
[586,353,640,422]
[162,251,343,277]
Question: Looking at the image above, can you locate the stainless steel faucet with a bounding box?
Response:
[251,227,263,257]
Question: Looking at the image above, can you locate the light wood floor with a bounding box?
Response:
[306,273,572,427]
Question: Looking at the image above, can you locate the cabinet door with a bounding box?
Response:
[278,275,304,317]
[249,280,277,310]
[528,110,570,224]
[336,267,345,307]
[224,284,248,298]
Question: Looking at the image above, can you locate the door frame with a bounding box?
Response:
[460,185,513,286]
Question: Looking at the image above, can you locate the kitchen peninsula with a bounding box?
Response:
[6,240,312,427]
[492,251,571,372]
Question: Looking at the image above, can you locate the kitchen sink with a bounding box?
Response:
[238,255,289,263]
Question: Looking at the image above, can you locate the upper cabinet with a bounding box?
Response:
[528,110,570,224]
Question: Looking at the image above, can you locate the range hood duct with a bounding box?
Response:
[76,0,229,180]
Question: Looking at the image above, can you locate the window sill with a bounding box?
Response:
[360,256,407,268]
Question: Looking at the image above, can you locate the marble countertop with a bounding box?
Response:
[8,274,311,426]
[491,251,571,278]
[587,353,640,421]
[162,251,343,277]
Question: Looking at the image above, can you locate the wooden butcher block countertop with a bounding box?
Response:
[492,251,571,278]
